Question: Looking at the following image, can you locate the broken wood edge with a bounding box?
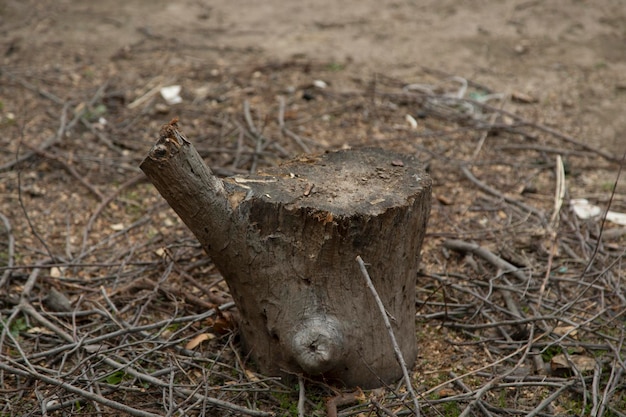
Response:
[139,119,233,253]
[144,118,226,196]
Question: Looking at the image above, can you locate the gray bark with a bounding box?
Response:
[140,120,432,388]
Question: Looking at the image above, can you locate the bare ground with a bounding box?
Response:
[1,1,625,416]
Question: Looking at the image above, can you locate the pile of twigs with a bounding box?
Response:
[0,54,624,416]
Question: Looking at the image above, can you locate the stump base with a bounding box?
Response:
[141,122,432,388]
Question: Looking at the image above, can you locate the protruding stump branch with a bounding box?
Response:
[140,120,432,388]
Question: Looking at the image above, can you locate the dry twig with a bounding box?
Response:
[357,256,421,417]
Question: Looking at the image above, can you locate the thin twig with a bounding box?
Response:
[16,126,58,261]
[0,212,15,288]
[460,165,545,222]
[524,380,575,417]
[449,371,494,417]
[0,68,65,104]
[1,81,109,172]
[15,295,269,416]
[471,94,506,161]
[537,155,566,307]
[370,398,399,417]
[356,256,420,417]
[0,360,162,417]
[278,96,311,153]
[297,375,306,417]
[243,100,263,174]
[80,173,145,255]
[22,144,105,201]
[580,151,625,278]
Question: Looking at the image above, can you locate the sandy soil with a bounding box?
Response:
[2,0,625,154]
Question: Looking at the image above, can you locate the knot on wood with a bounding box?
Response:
[290,316,343,375]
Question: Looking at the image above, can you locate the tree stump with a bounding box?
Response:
[140,120,432,388]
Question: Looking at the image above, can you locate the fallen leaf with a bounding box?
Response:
[552,325,578,337]
[511,91,538,104]
[551,354,596,373]
[207,312,236,335]
[437,388,456,398]
[27,327,55,335]
[245,369,261,382]
[185,333,215,350]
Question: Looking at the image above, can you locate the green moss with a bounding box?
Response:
[0,316,29,339]
[272,387,326,417]
[327,62,345,72]
[541,345,562,362]
[601,181,615,192]
[101,370,130,385]
[272,391,299,417]
[440,400,461,416]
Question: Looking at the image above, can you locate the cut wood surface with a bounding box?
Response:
[141,120,432,388]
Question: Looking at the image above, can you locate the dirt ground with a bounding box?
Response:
[3,0,626,154]
[1,1,626,416]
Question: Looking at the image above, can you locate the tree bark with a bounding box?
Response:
[140,120,431,388]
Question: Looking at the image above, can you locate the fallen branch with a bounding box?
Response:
[443,239,528,283]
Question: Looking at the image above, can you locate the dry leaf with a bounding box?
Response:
[245,369,261,382]
[511,91,538,104]
[27,327,55,335]
[552,325,578,337]
[437,388,456,398]
[207,312,236,335]
[551,354,596,373]
[185,333,215,350]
